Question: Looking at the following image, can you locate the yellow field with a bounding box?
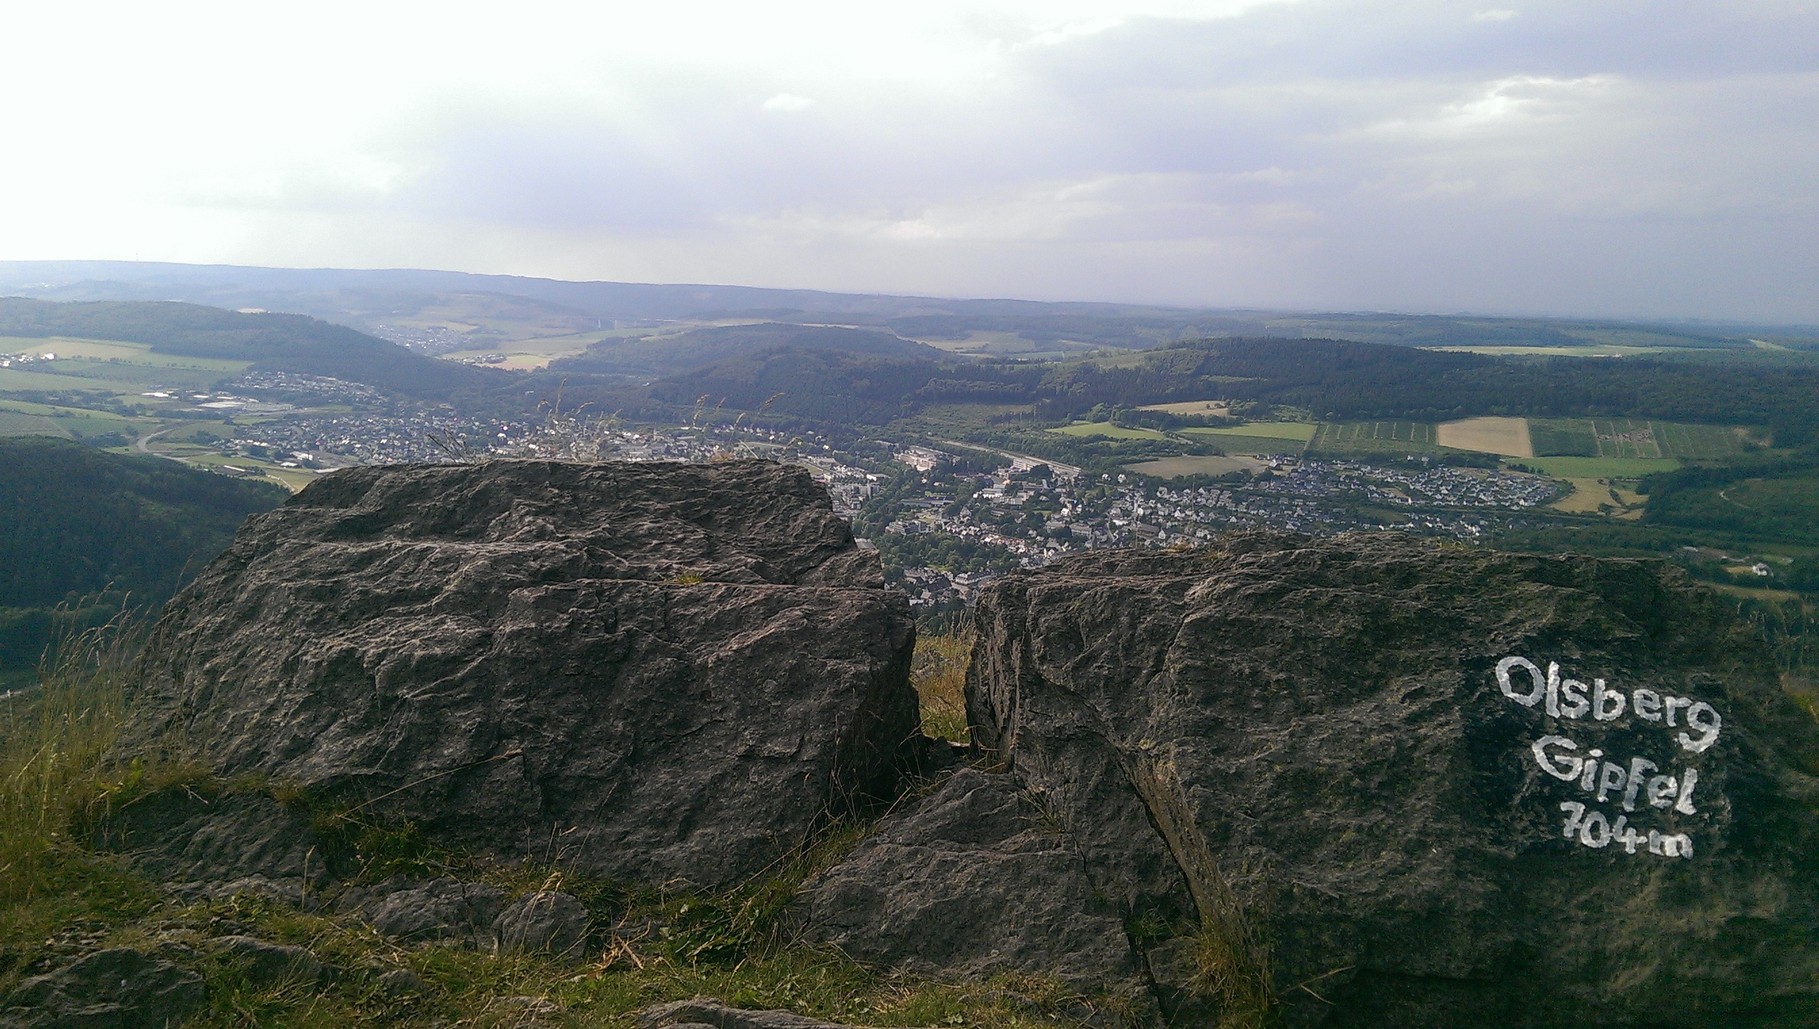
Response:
[1550,477,1644,518]
[1436,416,1534,457]
[441,331,632,370]
[1137,400,1232,417]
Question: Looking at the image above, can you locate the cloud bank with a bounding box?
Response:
[3,0,1814,322]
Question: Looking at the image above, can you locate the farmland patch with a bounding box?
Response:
[1436,416,1533,457]
[1125,455,1264,479]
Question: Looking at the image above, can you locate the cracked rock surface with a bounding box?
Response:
[966,531,1819,1027]
[127,460,918,888]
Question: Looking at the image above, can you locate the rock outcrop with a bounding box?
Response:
[636,998,908,1029]
[88,471,1819,1029]
[800,769,1142,995]
[965,532,1819,1027]
[127,460,918,887]
[0,949,206,1029]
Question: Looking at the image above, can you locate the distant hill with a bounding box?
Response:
[0,298,499,399]
[549,322,948,380]
[8,260,1809,355]
[1029,338,1819,446]
[0,436,288,678]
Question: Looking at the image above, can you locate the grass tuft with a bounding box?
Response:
[0,610,146,904]
[912,628,973,744]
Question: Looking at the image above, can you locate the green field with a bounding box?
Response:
[0,357,245,395]
[0,412,66,436]
[1125,455,1264,478]
[441,329,639,370]
[1523,456,1682,478]
[1651,421,1750,460]
[1181,433,1307,455]
[1427,344,1669,358]
[0,366,137,392]
[1528,418,1748,461]
[0,399,154,439]
[1184,421,1318,442]
[1051,421,1171,441]
[1706,476,1819,527]
[1307,420,1449,456]
[0,339,251,438]
[0,336,249,375]
[1527,419,1601,457]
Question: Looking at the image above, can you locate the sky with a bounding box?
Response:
[3,0,1815,324]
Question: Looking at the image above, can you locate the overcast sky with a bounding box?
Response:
[4,1,1815,323]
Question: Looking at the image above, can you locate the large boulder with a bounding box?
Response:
[127,460,918,887]
[968,532,1819,1027]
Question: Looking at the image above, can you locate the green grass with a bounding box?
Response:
[1528,418,1749,461]
[1527,418,1601,457]
[1126,456,1264,479]
[0,337,249,397]
[1711,476,1819,527]
[912,631,972,744]
[1652,421,1749,460]
[0,412,67,437]
[0,614,146,905]
[1522,456,1682,478]
[1178,434,1304,456]
[1182,422,1317,442]
[1306,421,1449,457]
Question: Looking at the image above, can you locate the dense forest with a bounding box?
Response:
[515,335,1819,447]
[1028,339,1819,444]
[549,323,947,379]
[0,437,287,676]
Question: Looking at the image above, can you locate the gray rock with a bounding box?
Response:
[0,948,206,1029]
[969,532,1819,1027]
[374,968,425,996]
[89,790,331,905]
[363,876,506,944]
[479,995,562,1027]
[210,934,329,985]
[635,997,910,1029]
[802,769,1140,992]
[492,891,590,961]
[127,460,918,888]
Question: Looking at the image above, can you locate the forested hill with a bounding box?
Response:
[549,322,948,379]
[0,298,498,399]
[1037,338,1819,446]
[0,436,288,675]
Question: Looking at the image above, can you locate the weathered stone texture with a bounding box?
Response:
[128,460,918,887]
[801,768,1140,991]
[0,949,206,1029]
[968,531,1819,1027]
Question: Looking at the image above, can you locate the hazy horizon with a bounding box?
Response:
[5,2,1814,324]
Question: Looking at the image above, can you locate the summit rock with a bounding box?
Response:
[964,531,1819,1026]
[127,460,918,887]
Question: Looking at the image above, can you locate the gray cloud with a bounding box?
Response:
[2,0,1813,322]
